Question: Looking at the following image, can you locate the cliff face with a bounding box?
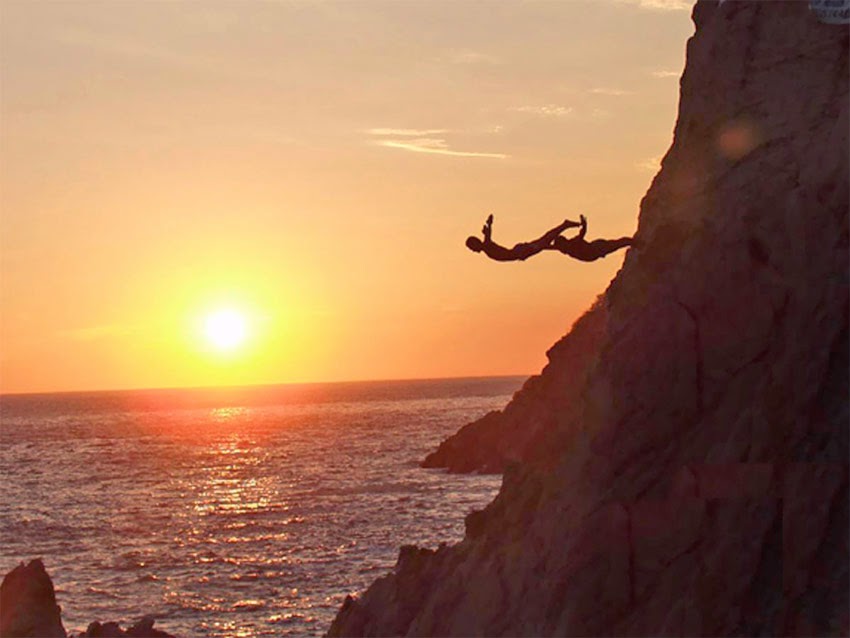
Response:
[424,0,849,478]
[330,2,849,636]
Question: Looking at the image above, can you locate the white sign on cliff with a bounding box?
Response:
[809,0,850,23]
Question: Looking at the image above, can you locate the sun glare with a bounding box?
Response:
[204,309,247,351]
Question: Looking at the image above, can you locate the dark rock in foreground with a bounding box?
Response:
[0,560,174,638]
[333,1,849,636]
[421,303,607,474]
[0,559,67,638]
[70,617,174,638]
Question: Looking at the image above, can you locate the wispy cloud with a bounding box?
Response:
[636,155,662,172]
[651,69,680,78]
[52,25,281,85]
[616,0,692,11]
[367,127,508,159]
[55,26,194,67]
[375,138,508,159]
[449,50,500,65]
[366,128,450,136]
[588,87,632,96]
[510,104,573,118]
[62,324,136,341]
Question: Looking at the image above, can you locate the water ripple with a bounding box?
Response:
[0,380,516,636]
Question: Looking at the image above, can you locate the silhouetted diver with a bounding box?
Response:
[549,214,634,262]
[465,214,581,261]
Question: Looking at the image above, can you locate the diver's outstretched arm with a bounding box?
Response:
[482,214,494,244]
[577,214,588,240]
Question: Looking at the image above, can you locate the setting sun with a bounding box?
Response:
[204,309,247,351]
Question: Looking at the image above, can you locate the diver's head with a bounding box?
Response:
[465,236,483,252]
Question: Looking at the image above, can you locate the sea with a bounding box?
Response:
[0,376,522,637]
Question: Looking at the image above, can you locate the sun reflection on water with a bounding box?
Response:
[209,406,249,423]
[193,438,278,519]
[1,384,511,637]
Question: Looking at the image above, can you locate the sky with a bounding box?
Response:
[0,0,694,394]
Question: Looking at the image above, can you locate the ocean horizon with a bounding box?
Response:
[0,375,523,636]
[0,374,527,405]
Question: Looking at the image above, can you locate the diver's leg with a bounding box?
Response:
[528,219,582,251]
[586,237,633,259]
[510,242,544,261]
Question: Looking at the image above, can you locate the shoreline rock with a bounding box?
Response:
[0,560,175,638]
[69,617,174,638]
[0,559,66,638]
[421,300,609,473]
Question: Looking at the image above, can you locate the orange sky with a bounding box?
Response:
[0,1,694,394]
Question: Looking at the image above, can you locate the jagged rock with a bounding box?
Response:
[71,617,174,638]
[79,622,124,638]
[125,617,171,638]
[422,302,608,473]
[332,2,849,636]
[0,559,67,637]
[0,561,174,638]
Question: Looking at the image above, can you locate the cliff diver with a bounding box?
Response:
[464,214,582,262]
[466,214,634,262]
[549,214,635,262]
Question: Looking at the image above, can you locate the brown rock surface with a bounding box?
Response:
[0,560,175,638]
[331,1,849,636]
[70,617,175,638]
[0,559,67,638]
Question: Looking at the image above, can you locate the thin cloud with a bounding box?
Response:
[636,155,662,172]
[63,324,136,341]
[511,104,573,117]
[450,50,500,65]
[651,69,680,78]
[366,128,450,136]
[376,138,508,159]
[52,25,282,85]
[54,26,195,67]
[589,88,633,96]
[616,0,692,10]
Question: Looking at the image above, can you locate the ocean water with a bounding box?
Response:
[0,376,522,637]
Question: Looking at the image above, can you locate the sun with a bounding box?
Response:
[204,309,247,351]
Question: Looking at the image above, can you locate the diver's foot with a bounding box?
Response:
[486,213,494,224]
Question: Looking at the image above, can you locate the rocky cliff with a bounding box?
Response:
[330,2,849,635]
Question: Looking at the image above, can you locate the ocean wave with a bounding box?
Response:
[0,380,510,637]
[85,586,126,600]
